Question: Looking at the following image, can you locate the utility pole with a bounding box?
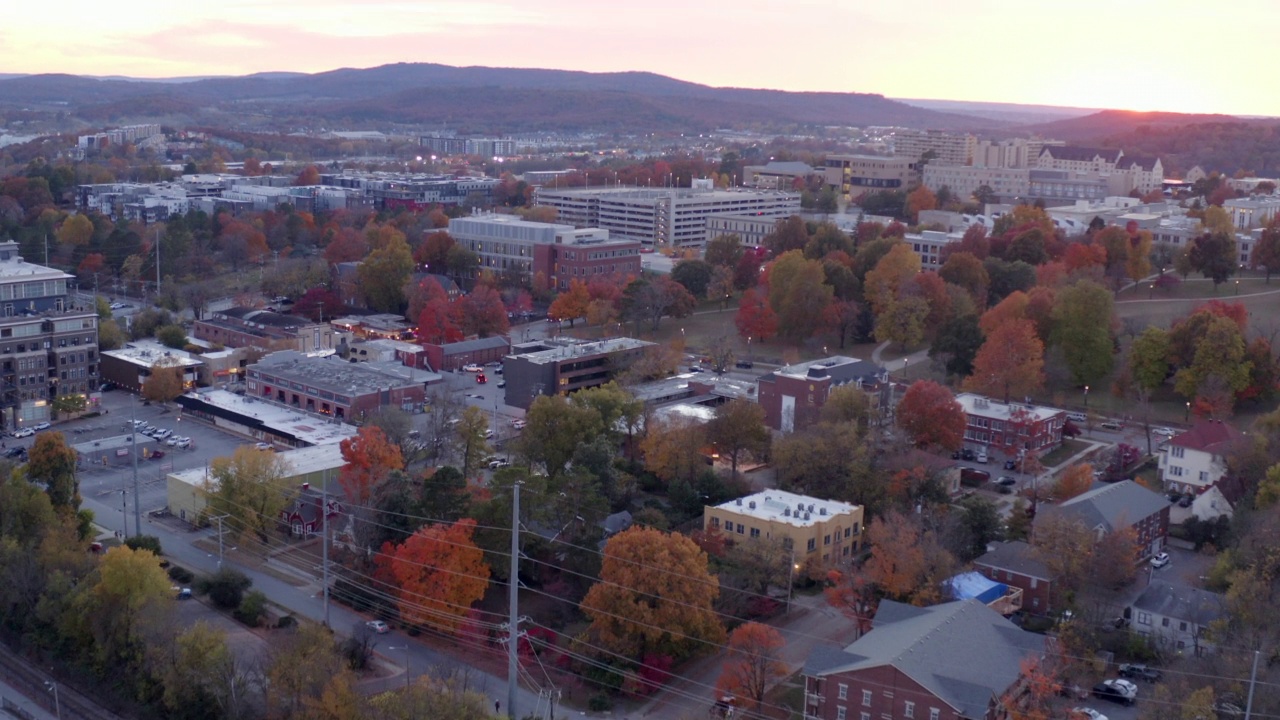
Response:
[1244,649,1261,720]
[322,486,330,627]
[155,227,161,299]
[132,399,141,537]
[211,513,229,567]
[506,483,520,720]
[120,490,129,539]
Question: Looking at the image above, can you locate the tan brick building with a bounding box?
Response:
[703,490,864,566]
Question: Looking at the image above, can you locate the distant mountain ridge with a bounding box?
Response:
[0,62,1002,132]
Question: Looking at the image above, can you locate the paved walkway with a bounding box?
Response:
[0,677,59,720]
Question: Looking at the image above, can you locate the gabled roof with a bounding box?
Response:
[973,541,1050,581]
[1118,154,1162,172]
[1041,146,1123,163]
[1169,420,1243,456]
[806,599,1043,717]
[1131,580,1225,626]
[1046,480,1167,534]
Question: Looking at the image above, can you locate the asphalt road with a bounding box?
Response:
[54,394,544,718]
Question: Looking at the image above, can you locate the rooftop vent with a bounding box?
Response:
[808,504,815,513]
[784,508,791,517]
[820,508,827,516]
[804,513,811,521]
[806,365,829,380]
[736,498,743,506]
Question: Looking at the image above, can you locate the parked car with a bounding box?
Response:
[1067,411,1088,422]
[511,419,527,430]
[997,476,1017,486]
[1100,421,1124,431]
[32,421,51,431]
[148,451,166,460]
[153,429,172,440]
[11,428,33,438]
[1004,459,1017,470]
[1070,708,1108,720]
[1152,427,1177,437]
[1178,495,1193,508]
[996,485,1014,495]
[174,587,192,600]
[961,449,976,461]
[975,451,989,464]
[4,446,27,459]
[1118,664,1162,682]
[1150,552,1171,569]
[497,380,506,388]
[366,620,390,634]
[461,364,482,373]
[476,373,487,384]
[1092,679,1137,706]
[488,458,510,469]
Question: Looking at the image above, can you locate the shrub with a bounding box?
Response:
[124,535,163,556]
[277,615,297,629]
[167,565,194,583]
[198,568,252,609]
[233,590,267,627]
[588,695,613,712]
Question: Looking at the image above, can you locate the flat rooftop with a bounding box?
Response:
[536,186,800,202]
[102,340,203,369]
[955,393,1063,422]
[508,337,653,365]
[184,389,359,446]
[771,355,883,384]
[710,489,861,527]
[252,351,426,395]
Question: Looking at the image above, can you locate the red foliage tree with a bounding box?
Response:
[376,519,490,632]
[293,286,343,321]
[734,288,778,342]
[323,226,369,265]
[456,284,510,338]
[339,426,405,506]
[896,380,966,451]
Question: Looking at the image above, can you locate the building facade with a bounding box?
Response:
[1158,420,1243,495]
[757,356,886,433]
[973,541,1054,615]
[0,241,100,428]
[740,161,818,190]
[1128,580,1224,656]
[448,214,641,289]
[194,307,338,354]
[100,341,203,395]
[532,185,800,249]
[1044,480,1170,560]
[922,165,1031,201]
[245,350,428,422]
[703,490,864,566]
[824,155,918,203]
[954,394,1065,459]
[892,129,977,166]
[502,337,653,409]
[421,336,511,372]
[704,214,787,249]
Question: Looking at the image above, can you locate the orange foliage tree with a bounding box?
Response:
[377,519,490,632]
[862,510,956,606]
[580,526,725,660]
[896,380,966,451]
[825,569,878,638]
[339,426,405,506]
[1053,463,1094,501]
[714,622,787,712]
[964,318,1045,403]
[547,280,590,327]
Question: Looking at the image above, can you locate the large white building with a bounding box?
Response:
[533,183,800,249]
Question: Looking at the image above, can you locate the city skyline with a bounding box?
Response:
[5,0,1276,117]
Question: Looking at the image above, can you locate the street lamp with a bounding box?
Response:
[1083,385,1089,409]
[44,681,61,720]
[1148,283,1154,299]
[786,551,800,614]
[902,357,909,380]
[1235,279,1240,295]
[389,645,411,690]
[1185,401,1191,421]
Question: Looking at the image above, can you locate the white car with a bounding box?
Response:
[365,620,390,634]
[175,437,191,449]
[153,429,172,440]
[1150,551,1171,569]
[461,364,482,373]
[32,421,51,431]
[511,419,527,430]
[11,428,33,438]
[1152,427,1177,437]
[1072,708,1108,720]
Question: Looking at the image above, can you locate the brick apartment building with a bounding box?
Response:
[954,393,1066,460]
[194,307,338,354]
[1043,480,1170,561]
[973,541,1054,615]
[757,356,886,433]
[448,214,642,291]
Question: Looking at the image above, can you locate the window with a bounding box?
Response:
[861,714,870,720]
[905,701,915,718]
[710,517,719,528]
[1030,578,1038,589]
[1171,446,1185,458]
[1199,471,1208,482]
[837,708,847,720]
[845,528,851,538]
[808,538,816,551]
[824,534,831,546]
[1137,612,1151,625]
[930,709,940,720]
[736,523,745,534]
[1162,618,1170,627]
[838,684,848,700]
[862,690,872,707]
[750,528,760,538]
[1180,621,1188,631]
[1169,466,1184,477]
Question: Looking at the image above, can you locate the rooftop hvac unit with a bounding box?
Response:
[808,504,815,513]
[820,508,827,516]
[735,498,743,506]
[804,513,811,521]
[748,501,756,510]
[784,508,791,517]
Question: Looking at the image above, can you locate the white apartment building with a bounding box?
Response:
[1224,196,1280,230]
[973,138,1064,169]
[892,129,977,166]
[1158,420,1243,495]
[533,183,800,249]
[905,229,964,270]
[922,165,1030,201]
[705,214,783,249]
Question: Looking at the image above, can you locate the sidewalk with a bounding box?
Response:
[0,678,59,720]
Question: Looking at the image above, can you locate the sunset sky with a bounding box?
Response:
[3,0,1271,116]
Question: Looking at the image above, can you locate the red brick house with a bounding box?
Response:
[1041,480,1170,561]
[757,356,886,433]
[973,541,1054,615]
[804,599,1045,720]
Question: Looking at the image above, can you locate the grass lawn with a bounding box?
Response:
[1040,438,1090,468]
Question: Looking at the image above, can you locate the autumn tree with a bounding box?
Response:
[57,213,94,247]
[357,236,414,312]
[1089,523,1139,591]
[205,446,297,545]
[896,381,965,452]
[452,406,492,479]
[862,510,956,606]
[939,251,989,309]
[1174,313,1251,409]
[415,279,464,344]
[964,318,1045,403]
[763,215,810,258]
[640,415,708,484]
[264,621,345,718]
[705,233,744,268]
[580,526,725,659]
[339,426,405,507]
[734,287,777,342]
[767,251,833,341]
[27,431,80,510]
[873,295,929,348]
[715,622,787,713]
[69,545,174,672]
[621,275,696,331]
[1051,280,1115,387]
[142,357,184,403]
[864,243,921,317]
[905,185,938,223]
[671,259,714,298]
[930,314,984,378]
[378,519,490,632]
[1052,463,1094,501]
[1029,515,1095,608]
[1252,216,1280,283]
[707,265,736,310]
[547,280,590,326]
[455,283,509,338]
[705,399,770,478]
[519,394,603,480]
[1187,231,1239,288]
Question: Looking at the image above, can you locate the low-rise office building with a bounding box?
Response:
[502,337,653,409]
[194,307,338,355]
[176,388,359,449]
[448,214,641,290]
[704,490,864,566]
[421,336,511,372]
[824,155,918,204]
[704,214,787,249]
[757,356,886,433]
[100,341,203,394]
[954,393,1065,459]
[245,350,430,422]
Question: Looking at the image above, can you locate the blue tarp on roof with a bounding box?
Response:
[947,571,1007,605]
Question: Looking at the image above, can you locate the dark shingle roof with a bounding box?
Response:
[805,599,1043,717]
[1046,480,1167,534]
[1131,580,1225,626]
[436,336,511,354]
[973,541,1050,581]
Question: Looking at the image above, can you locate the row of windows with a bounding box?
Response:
[831,686,939,720]
[709,517,860,547]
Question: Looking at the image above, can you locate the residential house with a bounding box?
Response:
[1128,580,1225,656]
[973,541,1054,615]
[1041,480,1170,561]
[704,490,864,567]
[1158,420,1244,496]
[803,599,1045,720]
